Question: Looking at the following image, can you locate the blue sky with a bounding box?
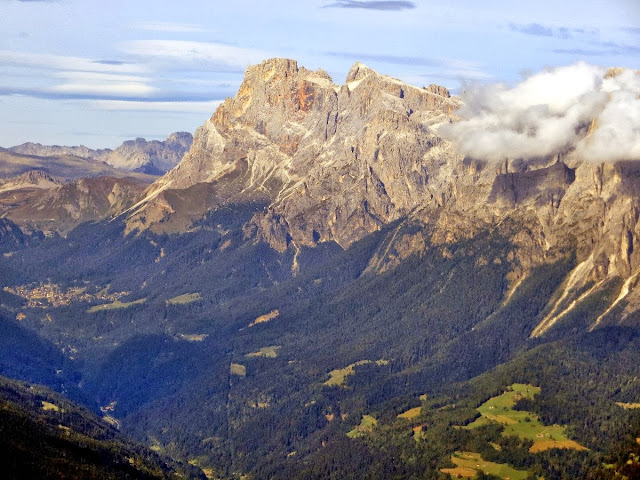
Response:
[0,0,638,148]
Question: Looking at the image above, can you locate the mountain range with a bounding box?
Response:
[0,132,192,235]
[1,58,639,479]
[7,131,193,175]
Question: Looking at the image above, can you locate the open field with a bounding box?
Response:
[324,360,388,386]
[441,451,529,480]
[398,406,422,419]
[41,401,60,412]
[529,440,588,452]
[465,383,586,453]
[347,415,377,438]
[166,292,202,305]
[230,363,246,377]
[249,309,279,327]
[87,298,146,313]
[177,333,209,342]
[246,346,281,358]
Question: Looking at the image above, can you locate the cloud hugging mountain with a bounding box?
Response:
[437,63,640,163]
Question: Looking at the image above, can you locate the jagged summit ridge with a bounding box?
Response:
[126,58,460,247]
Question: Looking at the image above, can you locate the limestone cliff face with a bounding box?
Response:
[126,58,460,245]
[125,58,640,336]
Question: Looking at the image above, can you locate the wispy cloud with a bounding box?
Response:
[0,83,225,102]
[553,48,608,56]
[48,71,157,98]
[49,83,157,97]
[510,23,570,39]
[93,60,132,66]
[326,51,490,81]
[554,41,640,57]
[121,40,270,72]
[90,100,223,113]
[132,21,209,33]
[0,48,238,106]
[0,86,148,102]
[510,23,598,40]
[0,50,146,74]
[323,1,415,11]
[327,51,440,67]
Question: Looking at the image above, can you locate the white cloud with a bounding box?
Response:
[576,69,640,162]
[54,71,150,83]
[90,99,223,113]
[132,21,209,33]
[121,40,271,71]
[438,63,640,163]
[47,70,156,97]
[49,82,157,97]
[0,50,146,74]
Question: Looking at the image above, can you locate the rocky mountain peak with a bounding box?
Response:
[165,131,193,145]
[126,58,460,245]
[345,62,376,83]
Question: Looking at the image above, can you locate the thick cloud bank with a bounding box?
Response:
[438,63,640,163]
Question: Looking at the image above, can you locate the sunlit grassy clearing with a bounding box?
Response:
[249,309,279,327]
[41,401,60,412]
[230,363,246,377]
[246,346,281,358]
[177,333,208,342]
[166,292,202,305]
[412,425,425,441]
[324,360,389,386]
[398,406,421,419]
[87,298,146,313]
[441,451,529,480]
[529,440,588,452]
[347,415,377,438]
[465,383,587,452]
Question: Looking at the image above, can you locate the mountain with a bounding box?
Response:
[0,147,155,181]
[127,58,640,336]
[126,59,459,247]
[0,375,205,479]
[8,131,193,175]
[101,132,193,174]
[0,174,149,235]
[0,147,157,236]
[1,59,640,479]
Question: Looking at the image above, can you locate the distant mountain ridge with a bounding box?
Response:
[8,131,193,175]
